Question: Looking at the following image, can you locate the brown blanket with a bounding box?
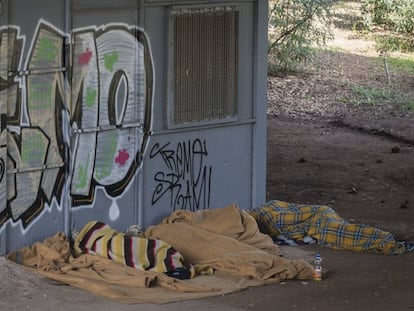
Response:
[7,204,313,303]
[146,204,313,281]
[7,232,212,303]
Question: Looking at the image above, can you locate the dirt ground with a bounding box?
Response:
[213,3,414,309]
[265,0,414,242]
[1,2,414,310]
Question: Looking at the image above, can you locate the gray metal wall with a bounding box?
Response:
[0,0,268,255]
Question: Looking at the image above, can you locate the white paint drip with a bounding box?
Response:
[109,199,120,221]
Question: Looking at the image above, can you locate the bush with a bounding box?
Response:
[268,0,337,74]
[361,0,414,38]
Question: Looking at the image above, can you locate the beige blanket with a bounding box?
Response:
[147,204,313,280]
[7,204,313,303]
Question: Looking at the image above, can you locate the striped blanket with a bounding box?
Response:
[74,221,194,279]
[249,200,414,255]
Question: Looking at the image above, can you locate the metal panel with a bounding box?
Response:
[251,0,268,208]
[72,0,139,11]
[0,0,7,254]
[171,6,238,125]
[0,1,155,252]
[237,1,254,119]
[121,1,264,228]
[70,10,150,232]
[145,0,253,4]
[0,0,68,253]
[140,5,167,132]
[0,0,8,25]
[143,124,252,225]
[0,0,268,254]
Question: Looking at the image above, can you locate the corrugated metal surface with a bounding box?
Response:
[0,0,68,254]
[172,7,238,124]
[0,0,268,255]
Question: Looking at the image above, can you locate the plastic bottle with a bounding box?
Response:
[313,253,322,281]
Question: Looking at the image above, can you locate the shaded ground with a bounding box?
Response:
[266,117,414,241]
[210,3,414,310]
[266,0,414,241]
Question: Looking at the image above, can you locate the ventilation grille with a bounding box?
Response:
[172,7,238,125]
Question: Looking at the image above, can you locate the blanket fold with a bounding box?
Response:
[250,200,413,255]
[146,203,314,281]
[7,203,314,303]
[7,232,214,304]
[161,203,282,256]
[73,220,194,279]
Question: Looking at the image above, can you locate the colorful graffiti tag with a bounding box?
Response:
[0,21,153,228]
[70,23,153,205]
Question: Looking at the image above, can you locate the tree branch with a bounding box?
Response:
[268,6,320,53]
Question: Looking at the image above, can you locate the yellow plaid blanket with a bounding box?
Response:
[249,200,412,255]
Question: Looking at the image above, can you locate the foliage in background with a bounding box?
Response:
[337,82,414,112]
[385,55,414,74]
[268,0,337,74]
[361,0,414,52]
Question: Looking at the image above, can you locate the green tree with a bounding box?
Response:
[361,0,414,51]
[362,0,414,34]
[268,0,337,74]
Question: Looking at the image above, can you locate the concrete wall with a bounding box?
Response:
[0,0,268,254]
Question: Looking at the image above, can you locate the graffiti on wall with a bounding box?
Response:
[0,20,153,228]
[70,23,153,206]
[150,139,212,211]
[0,24,67,229]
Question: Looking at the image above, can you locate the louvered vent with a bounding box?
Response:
[172,7,238,125]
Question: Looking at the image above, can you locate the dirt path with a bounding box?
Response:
[266,1,414,240]
[266,117,414,240]
[256,3,414,309]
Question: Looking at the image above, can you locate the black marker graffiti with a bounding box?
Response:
[0,158,4,183]
[150,139,212,211]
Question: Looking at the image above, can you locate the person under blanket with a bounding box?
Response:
[249,200,414,255]
[73,221,194,279]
